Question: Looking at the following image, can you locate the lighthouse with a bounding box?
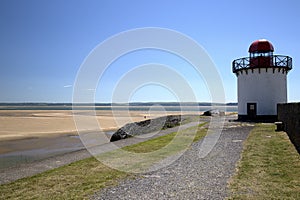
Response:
[232,39,292,121]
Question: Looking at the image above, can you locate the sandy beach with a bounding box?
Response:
[0,109,170,141]
[0,109,203,169]
[0,109,155,168]
[0,108,207,140]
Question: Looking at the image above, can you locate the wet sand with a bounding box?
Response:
[0,109,200,169]
[0,110,150,141]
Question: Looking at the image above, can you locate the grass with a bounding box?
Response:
[0,157,127,200]
[96,122,208,173]
[0,121,207,199]
[124,122,207,153]
[228,124,300,199]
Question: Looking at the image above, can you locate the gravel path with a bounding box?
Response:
[0,116,207,185]
[93,118,254,200]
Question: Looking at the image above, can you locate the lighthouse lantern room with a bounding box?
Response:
[232,39,292,121]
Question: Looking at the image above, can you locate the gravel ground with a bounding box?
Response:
[93,118,254,200]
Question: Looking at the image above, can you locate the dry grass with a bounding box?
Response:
[228,124,300,199]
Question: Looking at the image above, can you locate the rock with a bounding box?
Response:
[110,115,182,142]
[110,129,130,142]
[163,115,181,129]
[202,109,225,116]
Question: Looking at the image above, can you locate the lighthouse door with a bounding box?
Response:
[247,103,257,119]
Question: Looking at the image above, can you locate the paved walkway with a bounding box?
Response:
[93,118,254,199]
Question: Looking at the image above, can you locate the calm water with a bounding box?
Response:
[0,105,238,112]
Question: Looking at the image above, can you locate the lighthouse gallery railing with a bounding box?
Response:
[232,55,292,73]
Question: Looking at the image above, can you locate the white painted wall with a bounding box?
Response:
[237,68,287,115]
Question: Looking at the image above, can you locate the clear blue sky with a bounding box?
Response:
[1,0,299,103]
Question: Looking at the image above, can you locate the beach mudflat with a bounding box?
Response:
[0,109,201,169]
[0,110,152,141]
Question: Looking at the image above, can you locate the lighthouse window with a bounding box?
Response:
[251,52,272,58]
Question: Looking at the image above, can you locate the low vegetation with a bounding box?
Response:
[228,124,300,199]
[0,121,207,199]
[0,157,127,200]
[98,123,207,173]
[124,122,207,153]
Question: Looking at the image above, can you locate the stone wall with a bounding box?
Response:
[277,103,300,153]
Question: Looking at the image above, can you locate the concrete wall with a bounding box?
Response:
[238,68,287,115]
[277,103,300,153]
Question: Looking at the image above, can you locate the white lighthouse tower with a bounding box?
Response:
[232,39,292,121]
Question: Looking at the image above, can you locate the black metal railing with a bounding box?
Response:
[232,55,292,73]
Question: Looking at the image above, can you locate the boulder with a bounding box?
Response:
[202,109,225,116]
[110,115,181,142]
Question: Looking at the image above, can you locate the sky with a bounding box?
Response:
[0,0,299,103]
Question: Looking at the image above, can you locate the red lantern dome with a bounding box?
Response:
[248,39,274,53]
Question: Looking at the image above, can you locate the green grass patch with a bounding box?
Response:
[228,124,300,199]
[96,122,207,173]
[0,157,127,200]
[0,122,207,199]
[124,122,207,153]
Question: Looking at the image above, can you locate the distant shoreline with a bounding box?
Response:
[0,102,238,106]
[0,105,238,112]
[0,102,237,111]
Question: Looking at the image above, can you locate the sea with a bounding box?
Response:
[0,105,238,112]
